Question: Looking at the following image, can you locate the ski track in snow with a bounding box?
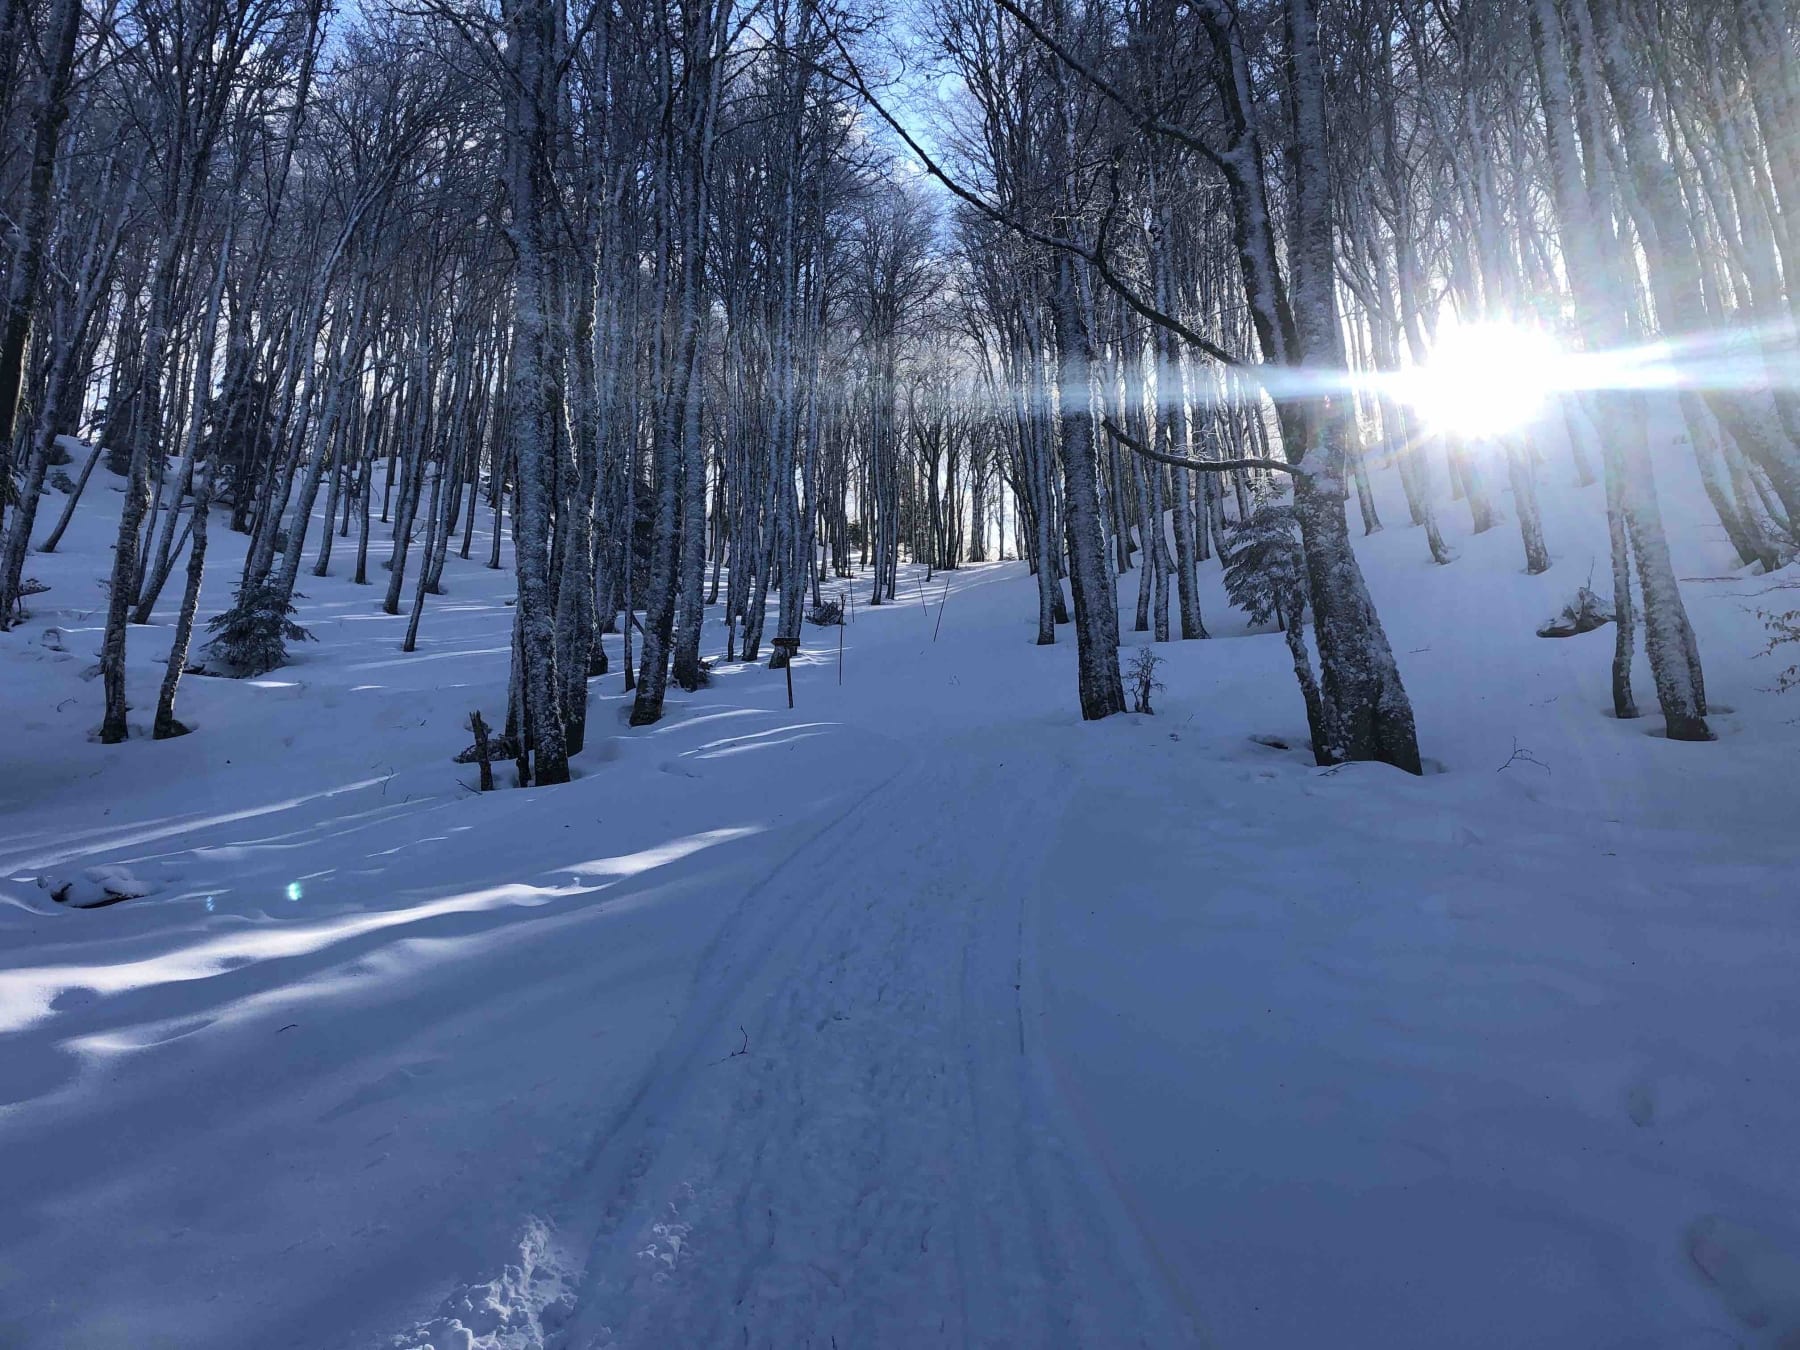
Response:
[553,745,1191,1349]
[401,741,1197,1350]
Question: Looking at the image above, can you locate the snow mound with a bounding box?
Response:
[394,1219,576,1350]
[36,864,167,909]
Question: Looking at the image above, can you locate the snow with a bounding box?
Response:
[2,436,1798,1348]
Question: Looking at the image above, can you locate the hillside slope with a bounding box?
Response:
[1,439,1797,1349]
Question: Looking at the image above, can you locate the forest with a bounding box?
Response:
[2,0,1799,1344]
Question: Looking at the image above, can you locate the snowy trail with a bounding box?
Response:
[11,444,1800,1348]
[538,737,1197,1348]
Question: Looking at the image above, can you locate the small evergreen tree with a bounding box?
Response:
[1224,486,1329,749]
[1222,490,1307,631]
[205,580,314,676]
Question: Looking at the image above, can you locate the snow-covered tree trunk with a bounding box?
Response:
[0,0,81,459]
[1291,0,1418,769]
[0,167,130,624]
[1191,0,1421,771]
[498,0,571,781]
[1049,250,1125,720]
[554,262,601,752]
[632,136,688,721]
[1149,185,1205,637]
[1530,0,1707,741]
[1587,0,1800,534]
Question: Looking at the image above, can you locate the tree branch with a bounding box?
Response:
[813,31,1249,371]
[1100,415,1295,475]
[987,0,1228,173]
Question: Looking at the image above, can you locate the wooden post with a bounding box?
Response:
[771,635,800,708]
[470,709,495,791]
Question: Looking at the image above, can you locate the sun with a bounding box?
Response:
[1397,320,1564,440]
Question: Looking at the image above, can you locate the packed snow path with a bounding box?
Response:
[5,455,1800,1348]
[545,742,1191,1348]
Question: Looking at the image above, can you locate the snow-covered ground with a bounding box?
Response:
[2,439,1798,1349]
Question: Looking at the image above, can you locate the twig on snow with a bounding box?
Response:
[1497,737,1551,774]
[711,1025,751,1065]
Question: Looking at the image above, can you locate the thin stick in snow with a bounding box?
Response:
[1497,738,1551,774]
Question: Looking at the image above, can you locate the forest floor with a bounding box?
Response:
[3,444,1800,1349]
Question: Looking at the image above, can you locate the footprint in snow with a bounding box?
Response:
[316,1060,443,1124]
[1688,1215,1800,1338]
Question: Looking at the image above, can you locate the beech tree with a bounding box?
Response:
[8,0,1795,766]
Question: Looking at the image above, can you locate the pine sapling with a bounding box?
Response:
[204,579,314,676]
[1222,491,1306,632]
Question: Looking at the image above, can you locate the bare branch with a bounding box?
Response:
[815,31,1249,371]
[986,0,1228,173]
[1100,415,1296,475]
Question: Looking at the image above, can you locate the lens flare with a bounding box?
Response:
[1398,321,1564,439]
